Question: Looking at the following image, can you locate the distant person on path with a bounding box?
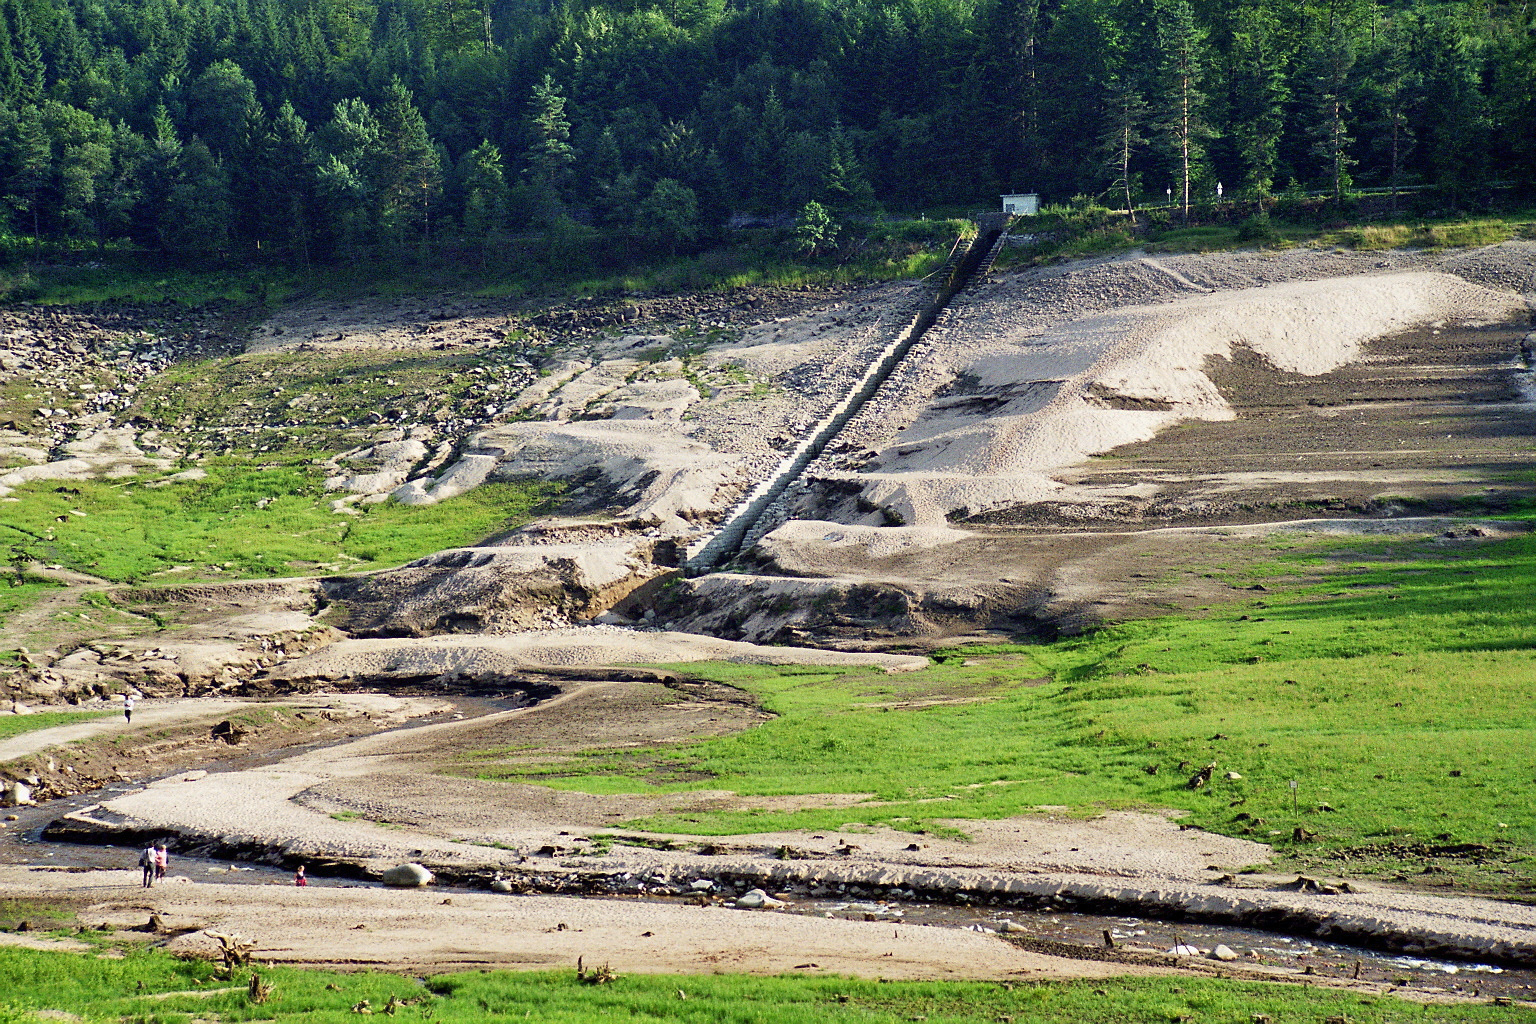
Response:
[139,844,156,888]
[294,864,307,886]
[123,695,134,724]
[154,842,168,881]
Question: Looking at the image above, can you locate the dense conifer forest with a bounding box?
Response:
[0,0,1532,265]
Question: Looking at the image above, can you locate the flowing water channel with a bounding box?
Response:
[8,803,1533,1002]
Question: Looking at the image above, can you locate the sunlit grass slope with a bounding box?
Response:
[1,467,558,584]
[465,527,1536,888]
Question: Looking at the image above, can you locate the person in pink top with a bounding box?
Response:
[154,842,168,881]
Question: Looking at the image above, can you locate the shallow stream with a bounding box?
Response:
[7,818,1533,1002]
[3,696,1531,1002]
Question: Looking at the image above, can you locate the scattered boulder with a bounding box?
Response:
[735,888,785,909]
[489,878,514,894]
[1,781,34,807]
[210,720,246,745]
[1211,944,1239,961]
[381,863,433,888]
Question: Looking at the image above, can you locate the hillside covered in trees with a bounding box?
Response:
[0,0,1533,264]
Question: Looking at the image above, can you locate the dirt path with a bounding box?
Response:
[0,699,242,763]
[35,681,1536,970]
[0,694,446,765]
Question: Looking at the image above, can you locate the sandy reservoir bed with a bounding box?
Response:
[4,243,1536,989]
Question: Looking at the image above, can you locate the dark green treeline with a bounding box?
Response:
[0,0,1532,262]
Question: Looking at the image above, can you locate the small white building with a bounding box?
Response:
[1001,193,1039,216]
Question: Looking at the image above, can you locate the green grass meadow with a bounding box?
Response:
[465,526,1536,889]
[1,467,559,584]
[0,946,1530,1024]
[0,708,107,741]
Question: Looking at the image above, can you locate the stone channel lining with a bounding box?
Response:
[687,216,1012,571]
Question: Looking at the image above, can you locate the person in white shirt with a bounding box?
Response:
[123,695,135,724]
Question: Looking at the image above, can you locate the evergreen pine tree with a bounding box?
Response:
[1359,18,1417,211]
[526,73,574,179]
[975,0,1045,190]
[135,104,184,249]
[4,104,51,242]
[375,78,443,245]
[11,10,46,104]
[1303,23,1357,201]
[1152,0,1212,221]
[525,73,574,223]
[0,9,20,104]
[744,85,788,210]
[1410,11,1491,197]
[318,97,383,253]
[1099,73,1148,222]
[460,138,507,253]
[165,137,232,252]
[1489,9,1536,187]
[821,123,874,216]
[261,100,318,260]
[1228,6,1290,199]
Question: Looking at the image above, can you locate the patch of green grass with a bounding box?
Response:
[0,947,1530,1024]
[130,346,525,450]
[999,205,1536,268]
[0,464,561,583]
[0,576,63,625]
[1051,225,1139,258]
[0,900,75,929]
[464,527,1536,888]
[33,264,295,308]
[0,709,108,742]
[1326,219,1515,251]
[1147,225,1241,252]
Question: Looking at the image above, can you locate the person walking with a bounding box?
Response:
[139,843,156,888]
[123,695,134,724]
[294,864,307,886]
[154,842,168,882]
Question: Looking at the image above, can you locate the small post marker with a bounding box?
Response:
[1289,780,1299,817]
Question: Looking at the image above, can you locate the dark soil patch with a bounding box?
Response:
[967,320,1535,529]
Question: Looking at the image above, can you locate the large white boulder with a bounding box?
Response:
[381,863,433,887]
[0,782,34,807]
[736,888,786,909]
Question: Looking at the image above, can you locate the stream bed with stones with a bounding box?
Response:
[7,825,1534,1002]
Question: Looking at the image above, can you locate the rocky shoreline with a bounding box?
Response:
[43,810,1536,968]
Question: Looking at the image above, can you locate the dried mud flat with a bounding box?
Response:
[5,242,1536,985]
